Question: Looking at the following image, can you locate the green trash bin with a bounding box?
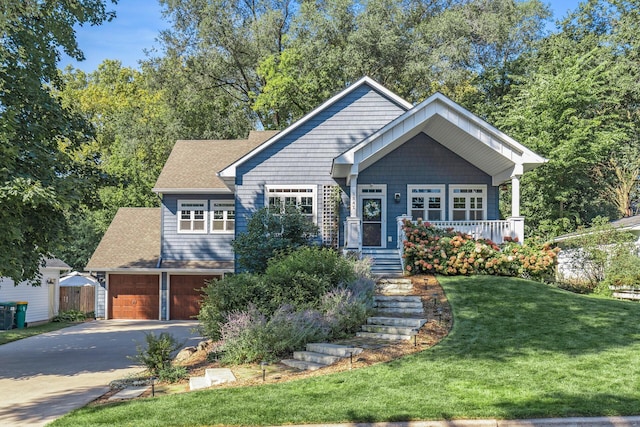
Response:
[0,303,16,330]
[15,301,28,329]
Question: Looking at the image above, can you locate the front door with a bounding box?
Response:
[358,185,386,247]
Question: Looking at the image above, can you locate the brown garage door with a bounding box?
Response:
[170,275,219,320]
[109,274,160,320]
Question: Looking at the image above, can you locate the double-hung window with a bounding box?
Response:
[450,185,486,220]
[266,186,316,222]
[210,201,235,232]
[408,185,445,221]
[178,200,207,233]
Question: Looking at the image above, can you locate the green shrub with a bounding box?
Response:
[601,251,640,293]
[157,365,188,383]
[261,247,357,311]
[232,207,319,273]
[52,309,87,322]
[130,332,185,376]
[198,274,265,340]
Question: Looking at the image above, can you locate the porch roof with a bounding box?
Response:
[331,93,547,185]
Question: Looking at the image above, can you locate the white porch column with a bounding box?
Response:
[508,172,524,243]
[344,173,362,250]
[511,174,521,217]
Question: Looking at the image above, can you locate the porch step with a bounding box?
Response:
[360,324,417,335]
[376,307,425,315]
[282,343,364,371]
[374,295,420,302]
[306,343,363,357]
[292,351,341,365]
[375,281,413,295]
[356,331,414,341]
[362,249,404,276]
[281,359,325,371]
[367,317,427,328]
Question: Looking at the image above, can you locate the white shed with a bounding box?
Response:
[0,259,71,326]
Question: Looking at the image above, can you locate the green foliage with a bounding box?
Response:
[402,219,559,280]
[0,1,116,283]
[157,365,188,383]
[52,310,88,323]
[130,332,185,376]
[199,247,374,362]
[198,274,265,340]
[558,217,636,286]
[199,247,362,339]
[601,251,640,293]
[261,247,356,312]
[232,207,319,273]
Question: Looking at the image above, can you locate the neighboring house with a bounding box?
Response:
[554,215,640,281]
[87,77,546,321]
[0,259,71,325]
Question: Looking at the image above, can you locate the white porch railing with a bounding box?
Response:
[397,217,524,268]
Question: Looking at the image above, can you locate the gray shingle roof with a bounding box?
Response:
[86,208,161,270]
[153,131,279,192]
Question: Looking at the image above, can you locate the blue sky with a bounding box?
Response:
[60,0,584,72]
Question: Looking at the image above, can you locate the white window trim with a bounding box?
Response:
[210,200,235,234]
[449,184,487,221]
[265,185,317,223]
[407,185,446,222]
[177,200,208,234]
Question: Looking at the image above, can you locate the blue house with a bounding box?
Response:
[87,77,546,320]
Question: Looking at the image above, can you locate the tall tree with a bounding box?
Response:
[494,0,639,232]
[0,1,116,283]
[57,60,177,269]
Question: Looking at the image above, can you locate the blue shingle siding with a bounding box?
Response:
[358,132,498,247]
[235,84,407,234]
[161,194,235,261]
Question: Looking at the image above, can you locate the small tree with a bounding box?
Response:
[232,207,319,273]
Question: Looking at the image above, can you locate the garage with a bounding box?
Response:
[169,275,219,320]
[108,274,160,320]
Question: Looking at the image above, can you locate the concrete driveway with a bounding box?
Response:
[0,320,202,427]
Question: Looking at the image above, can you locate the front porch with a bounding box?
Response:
[346,216,524,275]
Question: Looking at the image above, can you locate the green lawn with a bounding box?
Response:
[52,276,640,426]
[0,321,75,345]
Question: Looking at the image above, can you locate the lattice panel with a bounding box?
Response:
[321,185,341,248]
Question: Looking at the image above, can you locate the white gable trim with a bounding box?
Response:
[217,77,413,184]
[331,92,547,184]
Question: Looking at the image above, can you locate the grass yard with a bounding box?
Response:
[52,276,640,426]
[0,321,75,345]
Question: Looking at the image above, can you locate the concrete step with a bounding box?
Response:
[356,331,413,341]
[367,317,427,328]
[375,283,413,294]
[281,358,325,371]
[205,368,236,385]
[377,278,413,287]
[189,376,211,391]
[375,300,423,309]
[374,295,421,303]
[361,324,417,335]
[306,343,363,357]
[293,351,341,365]
[375,307,424,315]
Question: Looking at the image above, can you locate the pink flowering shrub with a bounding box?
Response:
[402,219,559,280]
